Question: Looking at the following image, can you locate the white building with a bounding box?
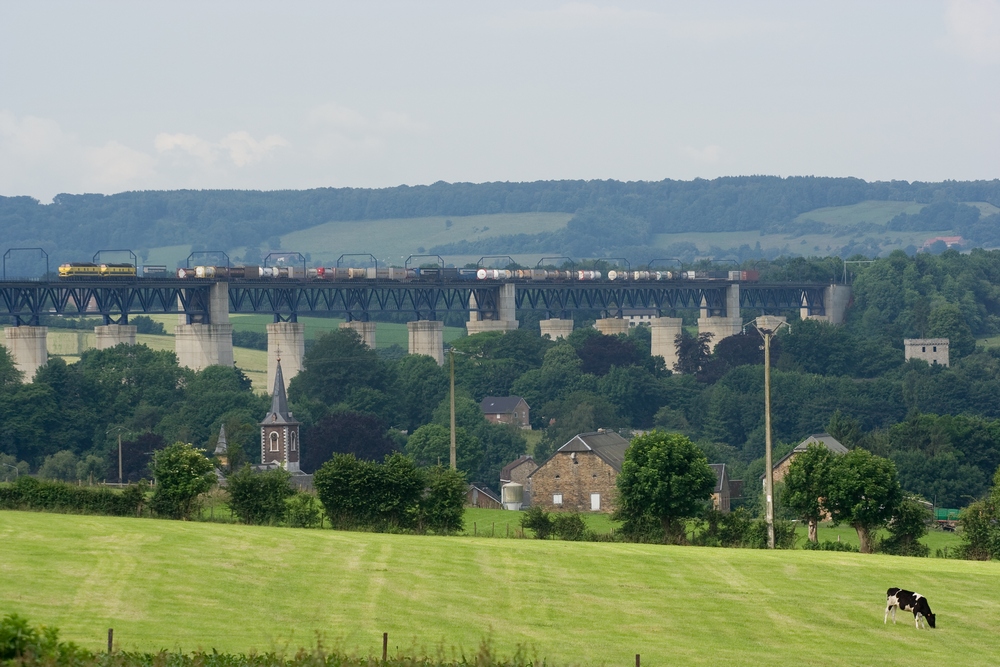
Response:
[904,338,950,367]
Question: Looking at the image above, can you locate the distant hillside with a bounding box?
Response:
[2,177,1000,272]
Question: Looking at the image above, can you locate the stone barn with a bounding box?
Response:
[527,430,629,513]
[771,433,848,483]
[500,455,538,506]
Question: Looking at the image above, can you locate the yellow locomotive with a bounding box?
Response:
[58,263,137,278]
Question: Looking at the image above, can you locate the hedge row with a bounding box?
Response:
[0,477,146,517]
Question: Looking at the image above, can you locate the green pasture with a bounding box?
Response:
[2,512,995,666]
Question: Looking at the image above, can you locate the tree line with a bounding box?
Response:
[3,176,1000,271]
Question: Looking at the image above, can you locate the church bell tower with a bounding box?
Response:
[260,359,301,471]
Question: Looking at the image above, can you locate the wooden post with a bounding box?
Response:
[382,632,388,662]
[492,522,495,537]
[506,523,509,538]
[635,654,640,667]
[474,521,477,536]
[107,628,113,653]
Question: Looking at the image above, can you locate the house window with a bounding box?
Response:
[553,494,563,505]
[933,346,937,352]
[290,432,297,452]
[269,432,279,452]
[922,346,926,352]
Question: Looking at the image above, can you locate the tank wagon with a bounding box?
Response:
[58,263,760,283]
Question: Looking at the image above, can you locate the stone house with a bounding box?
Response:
[771,433,848,483]
[903,338,950,367]
[480,396,531,429]
[500,455,538,506]
[527,430,629,513]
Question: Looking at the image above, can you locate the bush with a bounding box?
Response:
[313,453,425,531]
[131,315,166,335]
[0,476,146,517]
[696,508,797,549]
[879,494,931,557]
[802,540,860,552]
[0,614,85,661]
[226,466,295,525]
[414,466,467,534]
[150,443,215,520]
[552,513,587,541]
[520,506,554,539]
[286,493,323,528]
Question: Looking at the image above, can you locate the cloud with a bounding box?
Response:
[306,103,424,161]
[155,130,288,167]
[945,0,1000,63]
[0,111,154,197]
[682,144,723,164]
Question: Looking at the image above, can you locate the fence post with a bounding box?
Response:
[382,632,388,662]
[635,654,640,667]
[107,628,113,653]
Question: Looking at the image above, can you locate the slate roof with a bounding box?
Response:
[709,463,728,493]
[260,359,299,426]
[771,433,847,471]
[500,455,536,482]
[480,396,528,414]
[214,423,228,456]
[532,430,630,473]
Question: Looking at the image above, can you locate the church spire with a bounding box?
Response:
[261,358,298,426]
[214,423,228,457]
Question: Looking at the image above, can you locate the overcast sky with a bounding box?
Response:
[1,1,998,202]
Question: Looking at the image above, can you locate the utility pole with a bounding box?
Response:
[449,347,457,470]
[118,431,123,484]
[753,315,789,549]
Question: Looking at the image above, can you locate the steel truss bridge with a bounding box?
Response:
[0,279,830,325]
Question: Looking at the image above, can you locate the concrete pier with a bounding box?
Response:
[595,318,629,336]
[650,317,684,371]
[408,320,444,365]
[698,284,742,351]
[3,326,47,380]
[539,318,574,340]
[267,322,305,395]
[95,324,136,350]
[175,282,234,371]
[468,283,518,335]
[802,284,852,325]
[175,324,235,370]
[339,320,376,349]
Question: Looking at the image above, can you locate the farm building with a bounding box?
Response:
[709,464,743,513]
[466,483,502,509]
[527,430,629,513]
[480,396,531,429]
[500,455,538,506]
[771,433,848,483]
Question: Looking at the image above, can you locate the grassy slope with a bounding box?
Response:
[2,512,996,666]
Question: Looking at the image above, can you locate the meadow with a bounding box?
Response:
[1,511,995,666]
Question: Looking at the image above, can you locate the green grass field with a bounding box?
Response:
[2,511,995,666]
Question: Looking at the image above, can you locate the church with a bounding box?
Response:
[258,359,303,475]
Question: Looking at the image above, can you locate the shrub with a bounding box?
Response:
[226,466,295,525]
[286,493,323,528]
[552,513,587,541]
[0,476,146,516]
[520,506,554,539]
[313,453,424,531]
[414,466,466,534]
[0,614,83,661]
[802,540,860,552]
[150,443,215,520]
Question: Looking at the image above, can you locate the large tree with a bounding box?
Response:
[614,431,716,543]
[782,444,835,543]
[149,442,215,520]
[823,448,903,553]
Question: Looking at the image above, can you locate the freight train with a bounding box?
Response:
[58,262,759,283]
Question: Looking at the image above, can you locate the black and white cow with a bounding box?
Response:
[885,588,936,629]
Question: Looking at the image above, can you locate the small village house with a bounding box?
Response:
[527,430,629,513]
[771,433,848,483]
[480,396,531,429]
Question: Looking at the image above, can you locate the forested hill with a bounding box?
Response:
[3,176,1000,264]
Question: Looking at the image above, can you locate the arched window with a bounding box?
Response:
[269,431,279,452]
[290,432,297,452]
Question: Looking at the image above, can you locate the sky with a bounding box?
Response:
[1,1,999,202]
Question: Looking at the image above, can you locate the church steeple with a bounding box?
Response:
[214,423,228,466]
[260,358,300,472]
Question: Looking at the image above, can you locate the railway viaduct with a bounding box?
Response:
[0,279,850,390]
